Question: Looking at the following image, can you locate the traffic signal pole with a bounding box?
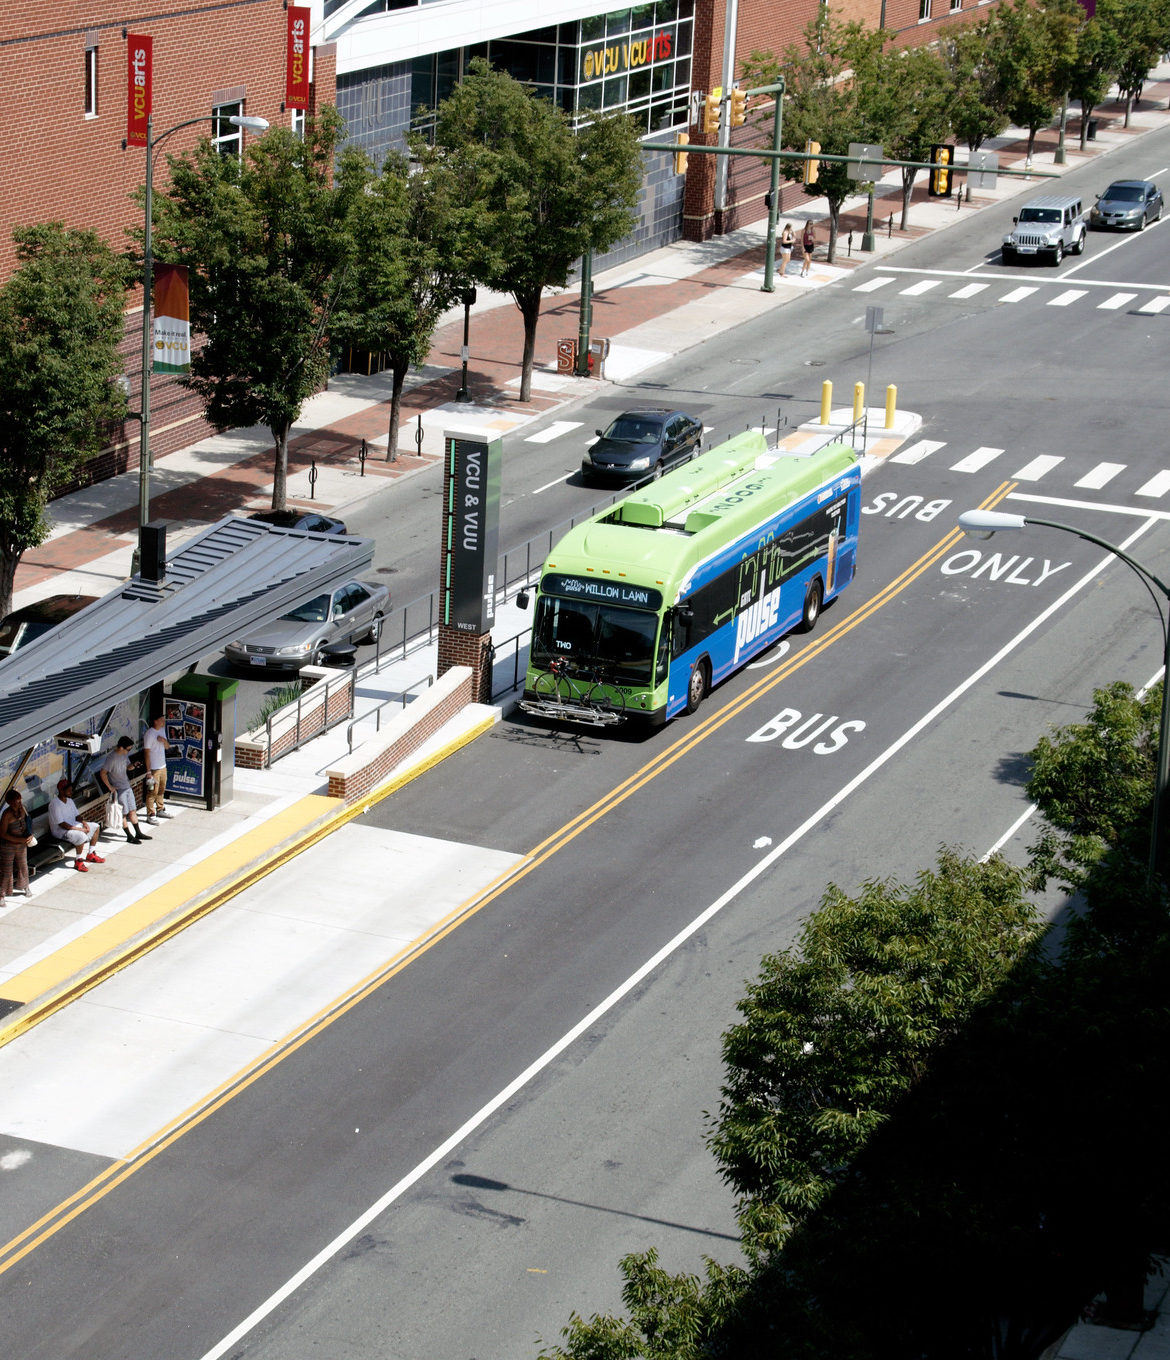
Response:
[756,80,785,293]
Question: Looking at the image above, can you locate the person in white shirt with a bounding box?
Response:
[98,737,152,845]
[142,715,172,823]
[48,779,104,872]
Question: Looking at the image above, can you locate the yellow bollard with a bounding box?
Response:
[885,383,897,429]
[820,379,832,425]
[853,381,864,425]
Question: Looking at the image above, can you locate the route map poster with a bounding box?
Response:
[165,698,206,799]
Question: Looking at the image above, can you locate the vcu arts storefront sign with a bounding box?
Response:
[580,28,675,82]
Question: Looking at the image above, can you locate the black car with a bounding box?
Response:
[248,509,349,534]
[0,593,98,659]
[1089,179,1163,231]
[581,408,703,485]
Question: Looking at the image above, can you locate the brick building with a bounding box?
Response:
[0,2,335,480]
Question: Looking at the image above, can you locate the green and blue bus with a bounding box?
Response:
[520,430,862,727]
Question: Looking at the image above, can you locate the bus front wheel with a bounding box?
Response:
[797,578,823,633]
[685,659,709,715]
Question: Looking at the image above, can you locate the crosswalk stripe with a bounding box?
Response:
[890,439,946,465]
[949,282,989,299]
[999,286,1038,303]
[1076,462,1125,489]
[950,446,1004,473]
[525,421,582,444]
[1138,296,1170,314]
[1013,455,1063,481]
[1048,289,1088,307]
[1099,292,1137,310]
[855,276,894,292]
[1137,471,1170,498]
[900,279,941,296]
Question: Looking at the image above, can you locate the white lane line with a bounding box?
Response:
[1075,463,1125,490]
[525,421,582,445]
[999,286,1038,303]
[1099,292,1137,310]
[532,473,574,495]
[949,283,989,299]
[950,446,1004,474]
[1137,470,1170,498]
[198,515,1164,1360]
[1048,289,1087,307]
[1012,455,1063,481]
[900,279,940,296]
[855,276,895,292]
[891,439,946,465]
[1139,295,1170,314]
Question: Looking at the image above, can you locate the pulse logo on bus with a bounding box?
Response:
[734,584,782,663]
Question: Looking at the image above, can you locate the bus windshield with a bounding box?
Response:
[532,595,658,684]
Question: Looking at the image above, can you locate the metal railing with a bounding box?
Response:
[345,674,435,753]
[263,669,354,764]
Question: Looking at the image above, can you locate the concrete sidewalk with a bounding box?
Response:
[2,76,1169,1350]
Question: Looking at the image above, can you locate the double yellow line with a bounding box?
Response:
[0,480,1015,1274]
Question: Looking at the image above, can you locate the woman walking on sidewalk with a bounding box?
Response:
[779,223,795,277]
[800,220,816,276]
[0,788,34,902]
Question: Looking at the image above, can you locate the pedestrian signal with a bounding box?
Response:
[702,92,721,135]
[729,87,747,127]
[929,144,953,197]
[674,132,690,175]
[804,140,821,186]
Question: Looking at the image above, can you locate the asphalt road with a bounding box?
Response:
[3,126,1170,1359]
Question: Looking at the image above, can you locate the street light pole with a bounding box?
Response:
[959,508,1170,892]
[135,111,268,564]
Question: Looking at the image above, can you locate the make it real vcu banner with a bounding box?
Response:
[152,263,190,375]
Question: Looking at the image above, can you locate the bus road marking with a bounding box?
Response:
[533,472,574,495]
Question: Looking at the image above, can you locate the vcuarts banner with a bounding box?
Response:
[152,264,190,374]
[127,34,152,147]
[286,7,311,109]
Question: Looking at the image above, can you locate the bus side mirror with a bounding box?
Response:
[517,590,531,610]
[675,604,694,623]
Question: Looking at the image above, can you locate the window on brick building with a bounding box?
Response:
[918,0,932,16]
[212,100,244,157]
[950,0,962,9]
[85,44,98,117]
[291,108,306,138]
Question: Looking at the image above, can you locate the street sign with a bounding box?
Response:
[847,142,883,182]
[967,149,999,190]
[865,306,884,334]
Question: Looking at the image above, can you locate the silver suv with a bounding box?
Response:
[1002,195,1085,265]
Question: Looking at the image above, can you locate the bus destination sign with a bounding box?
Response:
[543,573,662,611]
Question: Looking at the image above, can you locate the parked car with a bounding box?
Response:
[223,579,390,672]
[0,593,98,659]
[581,408,703,485]
[1089,179,1163,231]
[1001,194,1085,265]
[248,509,349,534]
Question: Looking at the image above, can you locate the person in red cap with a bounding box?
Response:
[48,779,104,872]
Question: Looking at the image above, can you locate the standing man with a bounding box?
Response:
[49,779,105,872]
[142,714,172,823]
[99,736,152,845]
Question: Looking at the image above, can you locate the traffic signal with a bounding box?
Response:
[674,132,690,175]
[929,144,952,197]
[803,139,821,185]
[729,86,747,127]
[702,91,721,135]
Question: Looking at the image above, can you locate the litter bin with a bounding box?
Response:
[1087,118,1098,140]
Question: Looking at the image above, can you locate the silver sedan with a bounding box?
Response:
[1089,179,1163,231]
[224,579,390,672]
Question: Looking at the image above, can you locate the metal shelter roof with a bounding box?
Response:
[0,516,375,761]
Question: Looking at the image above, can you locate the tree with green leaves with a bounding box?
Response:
[431,60,642,403]
[995,0,1080,163]
[331,148,473,461]
[939,16,1012,153]
[1067,9,1121,150]
[150,109,364,510]
[0,224,131,619]
[1105,0,1170,126]
[742,15,885,264]
[854,40,951,231]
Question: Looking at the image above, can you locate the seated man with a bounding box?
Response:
[48,778,105,872]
